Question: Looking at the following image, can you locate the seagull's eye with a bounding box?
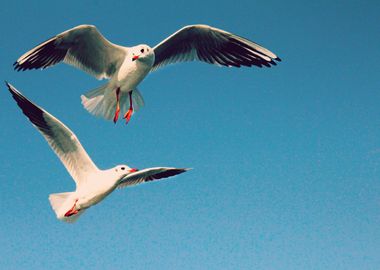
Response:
[121,167,125,170]
[140,49,144,53]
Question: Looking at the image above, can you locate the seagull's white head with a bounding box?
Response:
[114,164,139,176]
[131,44,154,65]
[110,164,139,182]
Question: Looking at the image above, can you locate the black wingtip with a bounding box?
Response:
[182,168,192,174]
[5,81,19,94]
[5,81,14,92]
[178,168,191,174]
[276,56,282,62]
[175,168,191,176]
[13,61,22,72]
[5,82,49,132]
[5,82,24,103]
[146,167,191,182]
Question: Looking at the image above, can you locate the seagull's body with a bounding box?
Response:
[6,82,188,223]
[14,24,281,123]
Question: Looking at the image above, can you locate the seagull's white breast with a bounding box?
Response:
[114,56,152,92]
[76,171,119,209]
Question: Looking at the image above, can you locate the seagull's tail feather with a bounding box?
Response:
[80,83,114,120]
[49,192,85,223]
[81,84,145,121]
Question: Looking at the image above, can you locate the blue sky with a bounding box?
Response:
[1,1,380,269]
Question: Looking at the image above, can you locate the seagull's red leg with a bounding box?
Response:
[64,199,79,217]
[123,91,134,124]
[113,87,121,123]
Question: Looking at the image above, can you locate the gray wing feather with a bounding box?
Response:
[152,24,281,71]
[118,167,189,188]
[6,82,98,187]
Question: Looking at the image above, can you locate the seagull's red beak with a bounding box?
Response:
[129,168,138,173]
[132,55,139,61]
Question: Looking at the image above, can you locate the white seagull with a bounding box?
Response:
[14,24,281,124]
[6,82,189,223]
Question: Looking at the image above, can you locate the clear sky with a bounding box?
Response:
[1,1,379,269]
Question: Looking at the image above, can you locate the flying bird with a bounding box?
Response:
[6,82,189,223]
[14,24,281,124]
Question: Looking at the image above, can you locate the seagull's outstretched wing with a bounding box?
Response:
[14,25,127,80]
[6,82,99,187]
[118,167,189,188]
[152,24,281,70]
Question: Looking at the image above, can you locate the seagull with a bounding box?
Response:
[5,82,189,223]
[14,24,281,124]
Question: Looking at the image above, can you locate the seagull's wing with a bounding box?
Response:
[6,82,99,187]
[118,167,189,188]
[14,25,127,80]
[152,24,281,71]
